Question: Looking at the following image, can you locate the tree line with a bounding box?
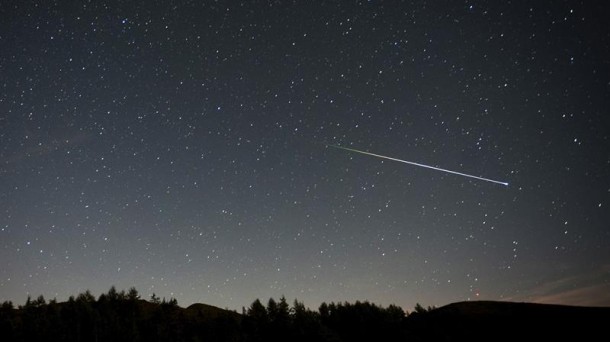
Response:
[0,286,435,342]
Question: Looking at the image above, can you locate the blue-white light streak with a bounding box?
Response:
[329,144,509,186]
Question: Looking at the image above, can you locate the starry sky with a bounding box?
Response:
[1,1,610,310]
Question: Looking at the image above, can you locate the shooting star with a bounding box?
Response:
[328,144,509,186]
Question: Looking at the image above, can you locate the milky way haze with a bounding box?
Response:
[1,1,609,310]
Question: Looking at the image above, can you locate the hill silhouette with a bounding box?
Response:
[407,300,610,341]
[1,287,609,341]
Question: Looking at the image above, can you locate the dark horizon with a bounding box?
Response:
[2,286,609,342]
[4,285,610,312]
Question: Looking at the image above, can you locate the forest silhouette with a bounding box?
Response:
[1,286,609,341]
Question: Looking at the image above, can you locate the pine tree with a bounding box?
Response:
[248,299,269,322]
[414,303,427,314]
[127,287,140,301]
[33,295,46,307]
[107,286,119,301]
[267,297,278,321]
[151,293,161,304]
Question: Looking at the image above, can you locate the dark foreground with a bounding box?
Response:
[1,289,609,342]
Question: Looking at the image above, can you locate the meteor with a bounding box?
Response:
[328,144,509,186]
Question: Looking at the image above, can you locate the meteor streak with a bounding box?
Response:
[328,144,509,186]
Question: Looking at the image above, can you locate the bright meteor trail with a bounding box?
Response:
[328,144,509,186]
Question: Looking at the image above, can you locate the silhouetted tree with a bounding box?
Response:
[277,296,290,323]
[0,289,422,342]
[107,286,119,301]
[319,302,330,320]
[127,287,140,301]
[245,298,269,341]
[248,299,269,322]
[23,295,32,309]
[386,304,406,321]
[414,302,428,314]
[77,290,95,303]
[0,300,16,341]
[267,297,278,320]
[292,299,307,317]
[291,299,328,341]
[161,297,178,307]
[261,296,290,340]
[1,300,13,310]
[151,292,161,304]
[33,295,46,307]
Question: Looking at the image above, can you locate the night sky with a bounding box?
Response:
[1,1,610,311]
